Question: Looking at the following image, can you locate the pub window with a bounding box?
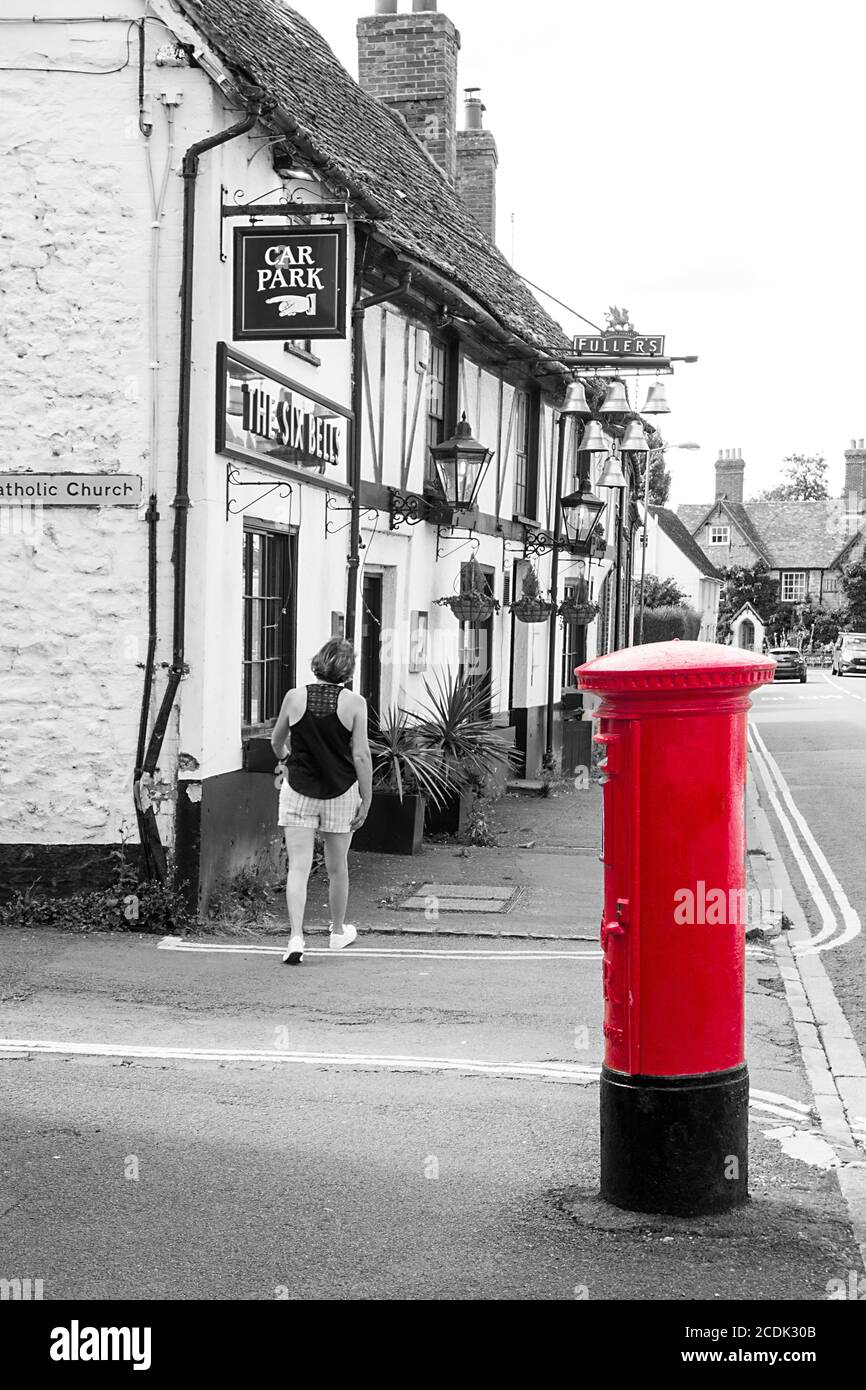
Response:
[242,524,297,730]
[513,389,540,520]
[425,336,448,482]
[781,570,807,603]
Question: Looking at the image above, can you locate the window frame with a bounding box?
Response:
[424,332,459,486]
[780,570,807,603]
[241,519,298,735]
[512,388,541,522]
[708,524,730,546]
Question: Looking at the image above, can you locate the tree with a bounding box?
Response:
[716,561,779,642]
[750,454,829,502]
[646,429,672,505]
[798,597,840,647]
[841,561,866,630]
[641,573,688,609]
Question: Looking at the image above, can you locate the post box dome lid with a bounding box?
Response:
[577,640,776,693]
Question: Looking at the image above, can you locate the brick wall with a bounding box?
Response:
[456,129,498,242]
[357,11,461,181]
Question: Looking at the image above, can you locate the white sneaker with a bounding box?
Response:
[329,923,358,951]
[282,936,305,965]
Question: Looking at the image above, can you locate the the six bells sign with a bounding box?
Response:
[233,226,347,341]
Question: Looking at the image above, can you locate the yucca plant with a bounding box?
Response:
[369,707,452,809]
[413,668,517,794]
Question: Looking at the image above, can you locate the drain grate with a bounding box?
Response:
[399,883,522,914]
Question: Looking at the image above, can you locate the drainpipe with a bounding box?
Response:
[345,257,412,651]
[134,99,262,880]
[543,412,567,768]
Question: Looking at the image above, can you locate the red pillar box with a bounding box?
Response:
[576,640,775,1216]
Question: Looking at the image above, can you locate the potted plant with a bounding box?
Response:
[435,555,500,623]
[511,566,553,623]
[414,669,517,837]
[353,707,451,855]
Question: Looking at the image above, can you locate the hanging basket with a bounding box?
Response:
[558,598,599,626]
[511,563,552,623]
[437,592,498,622]
[435,553,500,623]
[511,597,554,624]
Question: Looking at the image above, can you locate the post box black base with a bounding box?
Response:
[600,1063,749,1217]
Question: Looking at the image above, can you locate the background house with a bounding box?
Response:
[641,506,722,641]
[678,445,866,612]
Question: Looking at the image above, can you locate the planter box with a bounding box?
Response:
[352,790,424,856]
[424,790,473,838]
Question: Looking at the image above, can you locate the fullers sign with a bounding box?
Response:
[218,344,351,487]
[572,334,665,357]
[233,225,347,341]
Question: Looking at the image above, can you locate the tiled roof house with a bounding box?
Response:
[176,0,571,368]
[678,445,866,611]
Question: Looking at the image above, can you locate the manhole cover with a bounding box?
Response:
[399,883,522,914]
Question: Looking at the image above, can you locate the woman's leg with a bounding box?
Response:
[322,831,353,933]
[283,826,316,940]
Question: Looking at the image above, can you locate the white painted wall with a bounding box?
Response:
[640,511,721,641]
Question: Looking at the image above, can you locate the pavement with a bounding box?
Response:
[262,779,604,940]
[2,686,866,1300]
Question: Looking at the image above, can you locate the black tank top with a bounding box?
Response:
[287,684,357,800]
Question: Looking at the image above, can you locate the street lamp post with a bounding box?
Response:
[637,442,701,644]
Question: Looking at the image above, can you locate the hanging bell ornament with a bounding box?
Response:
[561,379,592,416]
[621,420,650,452]
[599,379,630,414]
[598,452,628,489]
[577,419,608,453]
[640,382,671,414]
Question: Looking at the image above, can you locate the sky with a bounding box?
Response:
[289,0,866,506]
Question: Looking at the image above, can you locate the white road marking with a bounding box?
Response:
[157,937,771,962]
[763,1126,841,1170]
[750,724,861,953]
[750,1088,812,1114]
[0,1038,598,1082]
[748,730,840,952]
[0,1037,814,1121]
[821,671,866,705]
[157,938,599,961]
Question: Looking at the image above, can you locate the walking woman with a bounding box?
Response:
[270,639,373,965]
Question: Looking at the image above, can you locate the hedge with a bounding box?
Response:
[638,604,701,643]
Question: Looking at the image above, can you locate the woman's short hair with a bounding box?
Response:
[311,638,356,685]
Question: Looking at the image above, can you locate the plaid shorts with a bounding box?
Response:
[278,781,361,834]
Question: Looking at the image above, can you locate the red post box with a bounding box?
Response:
[577,640,775,1215]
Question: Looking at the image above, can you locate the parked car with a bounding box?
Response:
[769,647,807,682]
[831,632,866,676]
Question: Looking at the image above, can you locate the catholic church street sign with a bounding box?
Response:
[0,474,142,505]
[233,226,347,341]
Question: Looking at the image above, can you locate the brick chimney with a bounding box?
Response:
[844,438,866,511]
[456,88,498,241]
[715,448,745,504]
[357,1,461,183]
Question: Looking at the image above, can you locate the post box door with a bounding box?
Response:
[596,720,640,1074]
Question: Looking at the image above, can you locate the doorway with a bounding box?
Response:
[460,560,495,716]
[360,572,383,726]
